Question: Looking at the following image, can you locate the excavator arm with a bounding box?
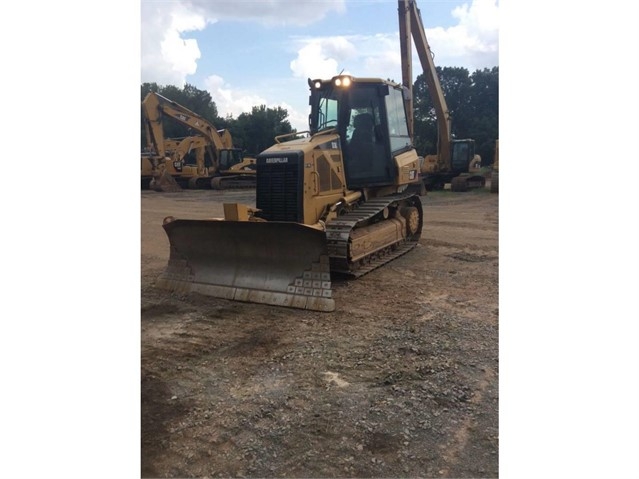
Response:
[141,93,184,191]
[398,0,485,192]
[217,128,234,149]
[141,92,256,190]
[142,96,167,158]
[152,94,257,187]
[168,136,211,177]
[398,0,452,170]
[141,92,227,152]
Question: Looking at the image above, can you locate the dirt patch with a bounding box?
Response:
[141,188,498,478]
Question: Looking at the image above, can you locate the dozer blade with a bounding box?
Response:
[150,169,182,192]
[156,219,335,312]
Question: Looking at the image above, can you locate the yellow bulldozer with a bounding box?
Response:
[156,75,425,312]
[141,92,256,191]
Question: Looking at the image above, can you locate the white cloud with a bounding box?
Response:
[453,0,499,36]
[141,0,497,133]
[159,10,204,75]
[290,37,357,79]
[204,75,310,132]
[288,0,498,84]
[289,33,404,80]
[280,0,498,130]
[280,100,311,133]
[187,0,346,26]
[204,75,268,119]
[391,0,499,74]
[358,34,402,78]
[141,0,348,96]
[141,2,208,86]
[429,0,499,70]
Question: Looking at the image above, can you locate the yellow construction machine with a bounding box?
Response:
[157,75,424,312]
[141,92,256,191]
[142,137,200,190]
[399,0,485,192]
[141,148,160,190]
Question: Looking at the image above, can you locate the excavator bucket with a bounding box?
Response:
[156,218,335,312]
[150,169,182,192]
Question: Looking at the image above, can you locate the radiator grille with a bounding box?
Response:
[255,152,304,222]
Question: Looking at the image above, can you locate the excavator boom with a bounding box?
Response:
[142,92,226,150]
[141,92,255,191]
[399,0,451,167]
[398,0,485,191]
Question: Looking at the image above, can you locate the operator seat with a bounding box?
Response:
[348,113,375,173]
[351,113,374,143]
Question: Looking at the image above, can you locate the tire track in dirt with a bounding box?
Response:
[141,189,499,477]
[437,366,498,476]
[426,220,497,231]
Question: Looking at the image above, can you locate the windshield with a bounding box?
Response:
[219,149,242,168]
[310,82,398,186]
[316,96,339,130]
[311,85,379,136]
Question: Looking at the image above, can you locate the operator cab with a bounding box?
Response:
[308,75,413,188]
[219,148,244,169]
[450,139,476,175]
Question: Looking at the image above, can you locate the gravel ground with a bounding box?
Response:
[141,186,499,478]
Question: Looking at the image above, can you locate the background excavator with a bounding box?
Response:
[141,92,256,192]
[399,0,485,192]
[141,136,208,190]
[157,75,424,312]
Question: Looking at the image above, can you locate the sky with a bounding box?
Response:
[141,0,500,131]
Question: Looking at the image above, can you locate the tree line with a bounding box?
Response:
[141,66,498,164]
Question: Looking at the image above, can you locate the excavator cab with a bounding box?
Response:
[309,76,413,189]
[450,139,476,175]
[449,138,485,191]
[219,148,244,170]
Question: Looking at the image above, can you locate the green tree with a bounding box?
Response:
[413,66,472,154]
[468,67,499,164]
[140,82,160,100]
[412,66,499,165]
[181,83,218,121]
[232,105,294,155]
[140,82,221,145]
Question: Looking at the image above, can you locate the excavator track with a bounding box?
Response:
[326,192,423,277]
[210,175,257,190]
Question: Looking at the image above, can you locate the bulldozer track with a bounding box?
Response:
[326,192,421,277]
